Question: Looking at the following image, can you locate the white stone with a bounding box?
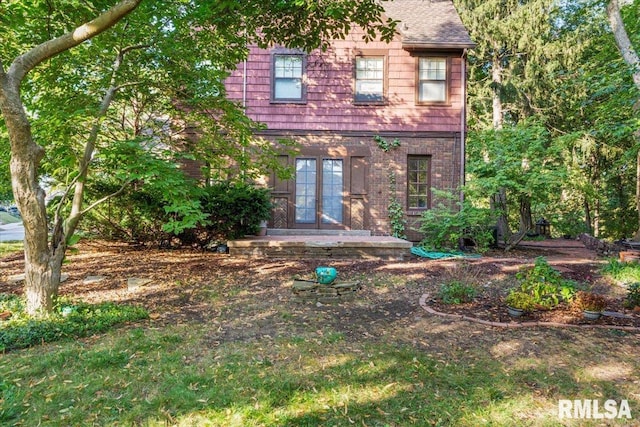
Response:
[127,278,153,290]
[83,276,106,284]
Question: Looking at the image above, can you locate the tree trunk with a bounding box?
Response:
[584,199,593,235]
[607,0,640,238]
[0,67,61,316]
[0,0,142,316]
[635,149,640,240]
[491,53,503,130]
[489,53,513,244]
[607,0,640,91]
[25,247,66,314]
[491,189,512,244]
[519,197,534,233]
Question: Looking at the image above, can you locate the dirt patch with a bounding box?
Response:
[1,239,638,348]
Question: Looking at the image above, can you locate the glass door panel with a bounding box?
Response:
[321,159,343,225]
[295,159,316,224]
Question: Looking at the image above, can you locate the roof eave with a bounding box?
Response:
[402,41,476,51]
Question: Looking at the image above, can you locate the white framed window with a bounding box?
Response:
[273,54,305,102]
[418,57,448,103]
[355,56,385,103]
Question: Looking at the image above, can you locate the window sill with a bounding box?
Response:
[353,101,388,106]
[416,101,451,107]
[407,210,428,216]
[270,100,307,105]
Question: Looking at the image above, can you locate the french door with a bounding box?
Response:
[294,158,344,228]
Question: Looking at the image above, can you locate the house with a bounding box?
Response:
[224,0,474,241]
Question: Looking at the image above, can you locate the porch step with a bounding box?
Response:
[266,229,372,237]
[228,235,412,260]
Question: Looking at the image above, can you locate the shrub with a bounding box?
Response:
[505,289,537,311]
[198,182,272,241]
[438,281,476,305]
[624,282,640,309]
[418,191,495,253]
[571,291,607,312]
[0,294,149,352]
[515,257,576,309]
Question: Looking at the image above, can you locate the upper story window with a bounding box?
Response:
[355,56,385,103]
[272,54,305,103]
[417,57,449,104]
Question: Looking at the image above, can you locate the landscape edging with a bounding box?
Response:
[419,294,640,332]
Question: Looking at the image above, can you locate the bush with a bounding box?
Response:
[438,281,476,305]
[624,282,640,309]
[84,173,203,244]
[571,291,607,312]
[505,289,537,311]
[198,182,271,241]
[515,257,576,309]
[418,191,495,253]
[85,178,272,247]
[0,294,149,352]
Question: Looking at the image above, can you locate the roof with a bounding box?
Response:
[382,0,476,50]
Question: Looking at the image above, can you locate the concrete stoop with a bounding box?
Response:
[228,233,412,260]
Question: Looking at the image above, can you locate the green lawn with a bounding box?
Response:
[0,241,22,257]
[0,245,638,426]
[1,315,638,426]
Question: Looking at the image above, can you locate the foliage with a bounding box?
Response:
[601,259,640,284]
[81,141,206,243]
[418,190,495,253]
[457,0,640,240]
[87,178,271,245]
[571,291,607,312]
[624,282,640,309]
[438,281,477,305]
[198,182,272,241]
[545,208,589,239]
[373,135,401,152]
[0,294,148,352]
[514,257,576,309]
[504,289,537,312]
[387,172,406,239]
[0,0,396,315]
[465,120,564,240]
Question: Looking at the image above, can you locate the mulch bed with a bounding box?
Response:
[1,239,639,332]
[425,293,640,329]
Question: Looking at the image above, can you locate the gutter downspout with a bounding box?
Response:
[242,57,247,109]
[460,48,468,205]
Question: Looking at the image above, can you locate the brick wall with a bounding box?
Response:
[261,131,462,242]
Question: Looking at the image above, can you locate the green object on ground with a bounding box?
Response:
[315,267,338,284]
[411,246,481,259]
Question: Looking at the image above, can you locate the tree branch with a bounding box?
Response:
[80,180,133,216]
[7,0,142,83]
[607,0,640,91]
